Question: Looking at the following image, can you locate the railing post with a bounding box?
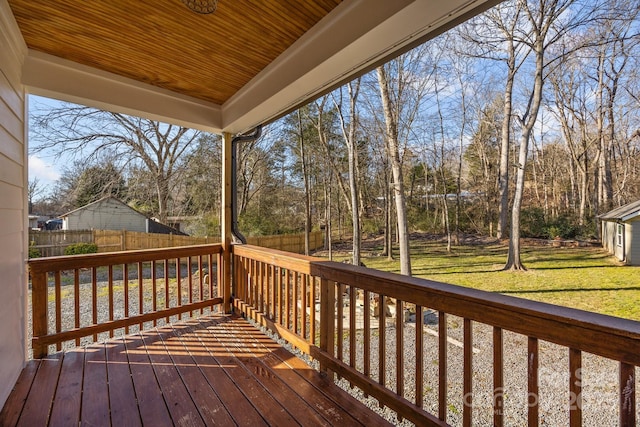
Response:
[31,269,48,358]
[221,132,233,313]
[319,278,335,377]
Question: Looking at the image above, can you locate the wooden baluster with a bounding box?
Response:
[415,305,424,408]
[267,264,273,319]
[138,262,144,330]
[494,326,504,427]
[438,311,447,422]
[187,257,193,318]
[337,283,344,362]
[285,269,291,329]
[396,299,404,400]
[209,253,215,310]
[92,268,98,341]
[152,260,158,325]
[176,257,181,319]
[218,251,223,312]
[569,348,582,427]
[55,271,62,350]
[528,337,539,427]
[364,290,371,389]
[619,362,636,427]
[31,269,48,358]
[310,276,316,345]
[299,274,305,338]
[349,285,356,372]
[164,259,170,323]
[108,265,114,337]
[379,294,386,399]
[319,278,336,376]
[277,267,283,324]
[463,318,473,427]
[74,268,80,345]
[198,256,204,314]
[124,264,129,333]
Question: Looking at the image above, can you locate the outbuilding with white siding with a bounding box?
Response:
[600,200,640,265]
[60,196,185,235]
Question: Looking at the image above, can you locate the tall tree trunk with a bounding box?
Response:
[377,65,411,275]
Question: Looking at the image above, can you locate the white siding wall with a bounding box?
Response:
[66,198,147,232]
[0,0,28,408]
[626,218,640,265]
[601,221,617,253]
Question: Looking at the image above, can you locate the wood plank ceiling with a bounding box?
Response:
[8,0,342,106]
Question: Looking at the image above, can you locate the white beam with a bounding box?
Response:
[22,51,223,133]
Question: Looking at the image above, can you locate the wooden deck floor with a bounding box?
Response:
[0,314,391,426]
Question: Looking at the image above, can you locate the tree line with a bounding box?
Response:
[30,0,640,272]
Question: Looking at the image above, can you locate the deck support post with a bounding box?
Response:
[221,132,233,313]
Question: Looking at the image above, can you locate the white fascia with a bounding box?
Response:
[21,51,223,133]
[221,0,495,134]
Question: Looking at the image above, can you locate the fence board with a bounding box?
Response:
[30,229,323,256]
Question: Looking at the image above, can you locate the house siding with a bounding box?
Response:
[64,198,147,232]
[626,218,640,265]
[0,0,28,408]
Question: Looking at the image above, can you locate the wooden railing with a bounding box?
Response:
[29,244,225,358]
[232,244,640,427]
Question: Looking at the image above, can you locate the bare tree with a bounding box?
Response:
[31,103,199,223]
[333,80,363,266]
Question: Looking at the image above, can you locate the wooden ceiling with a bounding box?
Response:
[8,0,342,106]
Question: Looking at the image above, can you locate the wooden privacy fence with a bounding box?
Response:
[29,229,323,256]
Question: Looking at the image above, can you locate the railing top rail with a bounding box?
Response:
[233,244,640,365]
[29,243,223,273]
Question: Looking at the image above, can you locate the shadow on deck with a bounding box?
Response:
[0,314,389,426]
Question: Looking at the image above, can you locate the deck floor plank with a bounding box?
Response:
[211,319,334,426]
[81,343,111,426]
[0,360,40,426]
[125,333,175,427]
[235,320,391,426]
[2,314,391,427]
[141,329,206,427]
[48,348,85,427]
[225,317,382,426]
[191,318,300,426]
[175,319,268,426]
[16,353,62,427]
[106,338,142,427]
[161,324,237,426]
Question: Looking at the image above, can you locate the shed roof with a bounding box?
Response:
[599,200,640,222]
[59,196,141,219]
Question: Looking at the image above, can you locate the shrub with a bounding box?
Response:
[64,242,98,256]
[28,246,41,259]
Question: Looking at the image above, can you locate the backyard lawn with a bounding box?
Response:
[327,237,640,321]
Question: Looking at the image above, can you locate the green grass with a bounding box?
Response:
[350,240,640,321]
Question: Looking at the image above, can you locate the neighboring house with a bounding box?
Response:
[60,196,186,235]
[600,200,640,265]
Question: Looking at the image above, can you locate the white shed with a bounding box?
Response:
[60,196,148,232]
[600,200,640,265]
